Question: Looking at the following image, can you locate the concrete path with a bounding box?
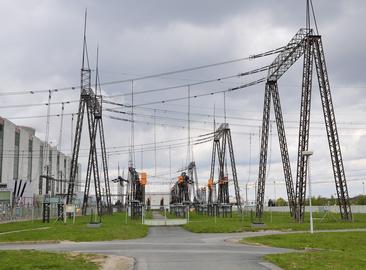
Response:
[0,226,291,270]
[0,226,50,235]
[151,211,165,219]
[144,211,187,226]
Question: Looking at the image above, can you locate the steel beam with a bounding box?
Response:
[313,36,352,221]
[270,82,296,217]
[256,83,271,219]
[295,36,314,222]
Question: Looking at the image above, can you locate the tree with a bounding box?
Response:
[276,197,287,206]
[352,195,366,205]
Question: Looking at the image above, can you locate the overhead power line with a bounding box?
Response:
[106,65,270,99]
[0,100,78,109]
[132,77,266,107]
[0,46,284,97]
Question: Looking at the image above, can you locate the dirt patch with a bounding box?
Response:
[69,252,134,270]
[100,255,134,270]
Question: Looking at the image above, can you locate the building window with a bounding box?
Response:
[0,124,3,183]
[27,139,33,182]
[13,130,20,180]
[39,144,44,194]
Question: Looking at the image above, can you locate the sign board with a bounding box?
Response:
[0,191,11,201]
[65,204,76,213]
[64,204,76,224]
[49,197,60,204]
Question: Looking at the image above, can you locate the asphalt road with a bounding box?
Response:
[0,226,291,270]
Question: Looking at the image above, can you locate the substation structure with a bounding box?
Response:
[169,123,241,218]
[170,169,194,217]
[112,174,129,211]
[255,27,352,222]
[206,123,241,217]
[66,23,112,218]
[128,167,147,219]
[170,160,208,216]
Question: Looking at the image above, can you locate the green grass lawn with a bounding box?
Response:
[0,250,99,270]
[182,211,366,233]
[243,231,366,270]
[0,212,148,242]
[144,210,153,219]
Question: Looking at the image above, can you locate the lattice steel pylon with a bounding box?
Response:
[66,12,112,216]
[255,28,352,222]
[209,123,241,212]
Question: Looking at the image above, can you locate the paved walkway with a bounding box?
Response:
[0,226,290,270]
[151,211,165,219]
[0,226,50,235]
[144,211,187,226]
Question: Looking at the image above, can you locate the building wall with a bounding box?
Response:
[30,136,43,196]
[145,192,170,209]
[0,116,80,200]
[2,118,16,184]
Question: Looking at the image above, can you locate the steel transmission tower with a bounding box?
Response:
[255,28,352,222]
[209,123,241,212]
[66,12,112,216]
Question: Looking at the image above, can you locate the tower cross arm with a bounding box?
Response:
[268,28,313,81]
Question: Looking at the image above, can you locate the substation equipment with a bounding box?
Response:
[206,123,241,217]
[171,160,210,216]
[112,174,129,211]
[66,19,112,219]
[170,170,193,217]
[128,167,147,219]
[255,26,352,222]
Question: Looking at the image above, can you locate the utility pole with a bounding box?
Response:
[302,150,313,234]
[169,145,172,181]
[58,103,64,152]
[131,80,135,167]
[223,92,227,124]
[248,133,252,183]
[274,180,277,201]
[141,145,143,172]
[187,85,191,165]
[154,109,157,178]
[245,183,248,205]
[70,113,74,155]
[44,90,52,195]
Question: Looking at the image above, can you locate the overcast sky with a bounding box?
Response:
[1,0,366,201]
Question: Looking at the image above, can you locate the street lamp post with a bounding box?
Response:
[302,150,314,234]
[245,183,248,205]
[274,180,277,201]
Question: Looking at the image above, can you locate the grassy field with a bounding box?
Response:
[243,231,366,270]
[0,212,148,242]
[182,211,366,233]
[0,250,99,270]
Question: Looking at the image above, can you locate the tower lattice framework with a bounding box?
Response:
[255,28,352,222]
[209,123,241,212]
[66,15,112,216]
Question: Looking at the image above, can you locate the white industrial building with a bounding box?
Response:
[0,116,81,202]
[145,192,170,209]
